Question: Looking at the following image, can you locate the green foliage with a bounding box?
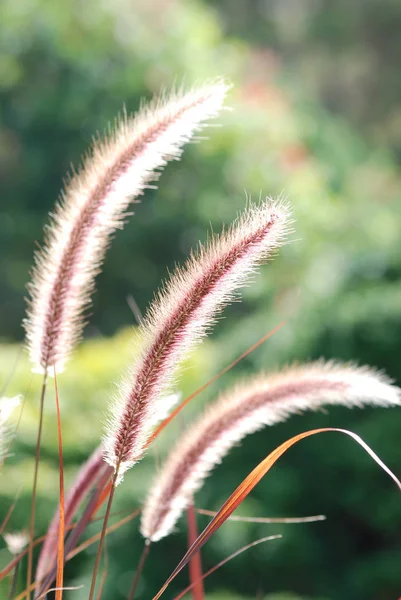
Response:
[206,0,401,159]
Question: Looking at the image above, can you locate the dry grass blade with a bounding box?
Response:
[196,508,326,524]
[36,585,83,599]
[186,504,204,600]
[173,534,282,600]
[152,427,401,599]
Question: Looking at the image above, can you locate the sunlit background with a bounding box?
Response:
[1,1,401,598]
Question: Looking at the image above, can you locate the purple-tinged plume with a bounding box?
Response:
[103,199,291,482]
[35,447,111,586]
[0,395,21,463]
[24,80,230,374]
[140,362,400,541]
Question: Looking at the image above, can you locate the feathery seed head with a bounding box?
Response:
[24,80,230,374]
[3,531,29,556]
[103,199,291,482]
[140,361,400,541]
[0,395,21,463]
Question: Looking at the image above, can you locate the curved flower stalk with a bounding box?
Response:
[24,80,230,374]
[140,362,400,542]
[103,199,291,482]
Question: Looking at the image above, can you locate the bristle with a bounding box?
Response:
[24,80,230,374]
[140,362,400,541]
[102,199,291,482]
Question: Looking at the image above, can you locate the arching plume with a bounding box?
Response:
[24,80,230,374]
[103,199,291,482]
[140,362,400,542]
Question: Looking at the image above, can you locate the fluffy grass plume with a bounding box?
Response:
[35,447,111,585]
[103,199,291,482]
[24,80,230,374]
[140,362,400,541]
[0,395,21,463]
[3,531,29,556]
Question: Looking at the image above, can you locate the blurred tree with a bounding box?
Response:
[206,0,401,159]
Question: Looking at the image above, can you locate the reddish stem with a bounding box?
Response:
[27,372,48,600]
[186,503,204,600]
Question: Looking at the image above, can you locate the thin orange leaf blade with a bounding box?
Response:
[174,534,281,600]
[153,427,401,600]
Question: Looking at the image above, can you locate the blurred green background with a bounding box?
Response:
[0,0,400,599]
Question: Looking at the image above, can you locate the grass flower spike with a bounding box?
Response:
[24,80,230,374]
[103,199,291,482]
[141,362,400,541]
